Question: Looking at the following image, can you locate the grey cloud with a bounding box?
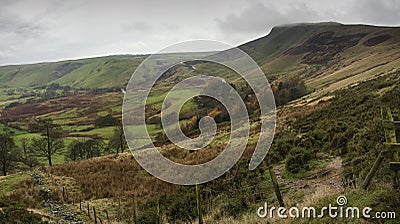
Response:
[0,11,46,64]
[1,0,400,65]
[124,21,154,32]
[216,2,320,35]
[0,20,43,38]
[0,10,43,36]
[354,0,400,25]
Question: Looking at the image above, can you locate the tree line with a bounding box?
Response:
[0,117,127,176]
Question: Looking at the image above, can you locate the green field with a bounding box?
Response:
[0,173,30,197]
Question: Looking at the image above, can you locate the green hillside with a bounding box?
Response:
[1,23,399,92]
[0,55,145,89]
[241,23,400,91]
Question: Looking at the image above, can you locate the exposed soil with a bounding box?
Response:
[273,157,343,192]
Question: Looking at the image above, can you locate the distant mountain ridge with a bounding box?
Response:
[0,22,399,90]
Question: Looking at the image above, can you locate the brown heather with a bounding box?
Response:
[1,178,40,208]
[46,153,177,201]
[46,141,257,203]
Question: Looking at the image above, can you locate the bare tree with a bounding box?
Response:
[0,132,18,176]
[31,119,64,166]
[20,138,39,168]
[109,123,127,153]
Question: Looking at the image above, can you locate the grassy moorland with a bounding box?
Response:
[41,70,399,223]
[0,22,400,223]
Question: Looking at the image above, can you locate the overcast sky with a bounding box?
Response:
[0,0,399,65]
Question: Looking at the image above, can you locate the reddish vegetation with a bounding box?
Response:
[47,153,177,201]
[363,35,392,46]
[285,32,367,64]
[0,178,40,208]
[47,142,258,201]
[0,93,120,125]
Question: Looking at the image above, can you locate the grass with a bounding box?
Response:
[62,125,94,133]
[72,126,115,139]
[0,124,24,135]
[281,158,332,180]
[0,173,30,197]
[69,123,162,140]
[51,148,70,165]
[13,133,42,148]
[0,55,145,88]
[46,153,177,200]
[12,132,71,165]
[306,187,400,224]
[124,124,163,138]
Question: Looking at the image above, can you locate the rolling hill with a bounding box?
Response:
[1,22,399,137]
[0,22,399,91]
[0,22,400,223]
[0,55,145,89]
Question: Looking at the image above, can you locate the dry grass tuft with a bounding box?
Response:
[46,153,177,201]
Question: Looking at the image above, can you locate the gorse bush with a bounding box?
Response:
[285,146,315,173]
[285,71,400,182]
[164,190,197,223]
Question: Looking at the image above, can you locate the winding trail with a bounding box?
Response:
[273,157,344,191]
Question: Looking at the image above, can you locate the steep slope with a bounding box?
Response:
[243,23,400,98]
[239,22,344,64]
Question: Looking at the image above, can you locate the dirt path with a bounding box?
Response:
[273,157,343,191]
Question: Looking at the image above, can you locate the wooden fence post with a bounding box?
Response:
[105,210,110,223]
[66,189,69,204]
[268,166,285,207]
[87,202,90,219]
[362,107,397,189]
[389,162,400,189]
[361,149,387,189]
[93,207,97,224]
[62,186,65,203]
[117,198,121,221]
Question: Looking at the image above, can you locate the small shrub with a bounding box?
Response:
[164,191,197,223]
[285,146,314,173]
[220,197,247,218]
[136,207,159,224]
[94,114,117,128]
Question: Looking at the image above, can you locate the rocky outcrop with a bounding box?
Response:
[32,171,85,224]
